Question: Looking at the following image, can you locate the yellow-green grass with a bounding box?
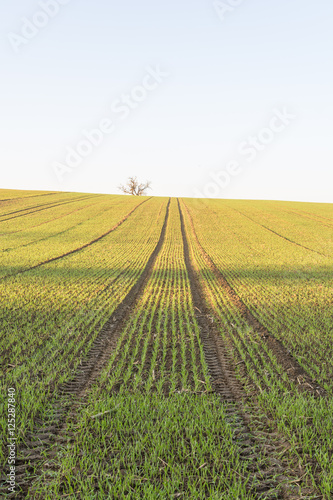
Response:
[1,190,333,498]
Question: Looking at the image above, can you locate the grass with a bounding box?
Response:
[29,199,255,498]
[1,190,332,498]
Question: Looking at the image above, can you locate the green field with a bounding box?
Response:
[1,190,332,499]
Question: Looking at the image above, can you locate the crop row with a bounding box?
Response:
[0,190,61,208]
[0,196,147,279]
[0,196,167,465]
[0,195,104,249]
[0,190,57,203]
[0,192,90,223]
[30,198,255,499]
[228,200,333,255]
[182,198,333,497]
[185,198,333,391]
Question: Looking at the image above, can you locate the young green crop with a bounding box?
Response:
[29,198,255,499]
[183,197,333,496]
[1,190,332,498]
[0,195,167,465]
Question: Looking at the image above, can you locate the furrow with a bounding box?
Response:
[182,200,326,398]
[228,205,327,257]
[10,198,171,499]
[0,194,98,222]
[0,198,102,240]
[177,199,314,499]
[0,197,152,282]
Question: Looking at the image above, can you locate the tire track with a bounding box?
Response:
[0,194,89,219]
[182,200,326,398]
[1,202,102,248]
[177,199,318,499]
[0,194,99,223]
[229,207,328,257]
[297,208,333,224]
[1,205,164,362]
[0,198,103,237]
[7,198,170,499]
[279,208,333,229]
[1,197,129,252]
[228,205,327,257]
[0,192,59,204]
[0,197,152,282]
[0,263,140,369]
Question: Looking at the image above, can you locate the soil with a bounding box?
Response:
[181,200,326,398]
[10,199,170,498]
[178,199,317,499]
[5,198,320,499]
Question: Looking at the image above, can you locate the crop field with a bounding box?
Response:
[0,189,333,499]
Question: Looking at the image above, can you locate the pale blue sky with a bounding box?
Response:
[1,0,332,201]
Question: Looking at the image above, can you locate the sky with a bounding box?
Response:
[0,0,332,202]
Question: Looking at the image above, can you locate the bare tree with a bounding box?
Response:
[118,177,152,196]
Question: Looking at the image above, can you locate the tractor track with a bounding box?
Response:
[4,198,170,499]
[0,198,103,238]
[0,194,99,223]
[177,199,317,499]
[279,208,333,229]
[2,196,136,253]
[182,200,326,398]
[1,202,102,251]
[0,192,59,204]
[0,197,152,282]
[228,205,327,257]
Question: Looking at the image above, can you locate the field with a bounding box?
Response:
[0,189,333,499]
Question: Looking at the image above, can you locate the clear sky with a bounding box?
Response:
[1,0,332,202]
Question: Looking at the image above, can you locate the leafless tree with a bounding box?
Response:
[118,177,152,196]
